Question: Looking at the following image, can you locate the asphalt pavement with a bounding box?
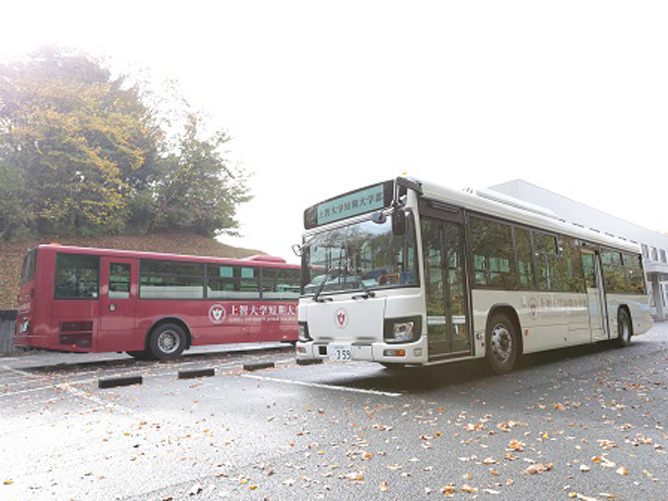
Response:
[1,326,666,500]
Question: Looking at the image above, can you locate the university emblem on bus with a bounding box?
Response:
[529,298,538,320]
[334,308,348,329]
[208,304,226,324]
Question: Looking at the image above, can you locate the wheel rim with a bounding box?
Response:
[157,329,180,354]
[490,323,513,364]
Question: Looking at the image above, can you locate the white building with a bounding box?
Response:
[489,180,668,321]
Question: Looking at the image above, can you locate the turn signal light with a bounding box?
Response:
[383,349,406,357]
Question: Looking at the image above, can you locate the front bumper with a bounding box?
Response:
[296,336,428,365]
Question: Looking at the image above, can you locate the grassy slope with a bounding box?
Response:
[0,233,264,310]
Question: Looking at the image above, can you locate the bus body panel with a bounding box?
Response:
[606,293,652,337]
[299,290,429,364]
[15,245,299,354]
[472,290,592,354]
[303,296,386,344]
[297,177,653,369]
[97,256,138,352]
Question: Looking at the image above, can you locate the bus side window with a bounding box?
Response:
[262,268,300,300]
[602,251,625,293]
[534,232,560,291]
[560,237,586,293]
[140,259,204,299]
[55,254,100,299]
[582,254,597,288]
[514,227,535,289]
[470,216,517,289]
[109,263,131,299]
[207,265,260,300]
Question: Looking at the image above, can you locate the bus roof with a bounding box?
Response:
[33,244,299,268]
[415,177,641,254]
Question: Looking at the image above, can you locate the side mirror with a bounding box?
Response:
[291,244,303,257]
[392,208,406,236]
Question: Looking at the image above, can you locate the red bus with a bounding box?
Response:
[14,245,300,360]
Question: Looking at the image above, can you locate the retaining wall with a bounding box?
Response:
[0,310,16,353]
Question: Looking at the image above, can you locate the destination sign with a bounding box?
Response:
[303,180,394,229]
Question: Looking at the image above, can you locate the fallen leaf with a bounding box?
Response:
[508,439,525,452]
[616,466,628,476]
[523,462,553,475]
[442,485,456,496]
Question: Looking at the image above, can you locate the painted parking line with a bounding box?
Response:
[55,383,136,414]
[1,365,42,378]
[241,373,402,398]
[0,384,62,398]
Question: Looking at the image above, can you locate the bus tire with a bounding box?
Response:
[485,311,520,375]
[148,322,187,361]
[616,308,632,348]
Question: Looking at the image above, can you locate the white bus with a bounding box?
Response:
[295,177,652,374]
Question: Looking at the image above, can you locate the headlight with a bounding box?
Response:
[384,316,422,344]
[393,321,415,342]
[298,322,311,342]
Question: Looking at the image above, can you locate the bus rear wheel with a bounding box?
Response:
[148,323,187,361]
[485,311,520,375]
[616,308,632,348]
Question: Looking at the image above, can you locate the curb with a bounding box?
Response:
[178,368,216,379]
[243,361,275,371]
[98,375,143,389]
[297,359,324,366]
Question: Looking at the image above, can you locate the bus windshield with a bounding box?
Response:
[301,213,418,296]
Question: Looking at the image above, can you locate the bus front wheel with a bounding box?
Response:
[485,311,520,375]
[148,323,187,361]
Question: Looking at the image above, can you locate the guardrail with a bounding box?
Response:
[0,310,16,353]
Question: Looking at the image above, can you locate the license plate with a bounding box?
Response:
[329,344,352,362]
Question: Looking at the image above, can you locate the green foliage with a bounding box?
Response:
[0,160,30,240]
[0,46,250,240]
[151,114,251,237]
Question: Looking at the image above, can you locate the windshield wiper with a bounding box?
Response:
[312,266,338,302]
[353,276,376,300]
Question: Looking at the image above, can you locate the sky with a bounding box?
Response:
[1,1,667,262]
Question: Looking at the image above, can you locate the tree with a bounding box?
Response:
[0,46,158,237]
[0,46,251,240]
[150,113,251,237]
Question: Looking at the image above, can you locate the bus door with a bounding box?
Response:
[420,206,472,361]
[581,250,609,341]
[99,257,137,347]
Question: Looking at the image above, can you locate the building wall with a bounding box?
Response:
[489,179,668,321]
